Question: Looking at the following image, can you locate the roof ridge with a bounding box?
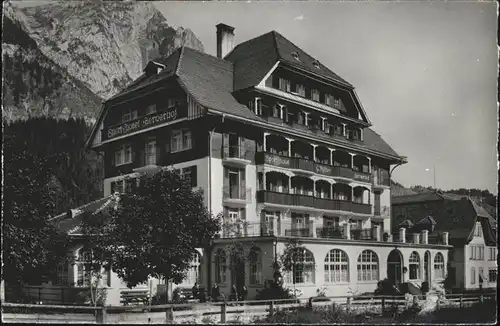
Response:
[175,46,185,76]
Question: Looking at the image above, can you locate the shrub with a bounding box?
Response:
[255,281,296,302]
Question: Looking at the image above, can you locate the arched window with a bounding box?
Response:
[285,249,315,284]
[357,250,379,281]
[215,249,227,285]
[409,252,420,280]
[184,252,202,285]
[433,253,445,279]
[471,267,476,284]
[325,249,349,283]
[248,247,262,285]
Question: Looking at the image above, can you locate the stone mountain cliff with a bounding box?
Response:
[2,1,204,121]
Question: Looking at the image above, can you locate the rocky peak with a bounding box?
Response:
[11,1,204,100]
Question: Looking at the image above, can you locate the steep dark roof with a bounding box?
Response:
[99,33,401,159]
[393,194,496,246]
[176,47,263,121]
[225,31,352,91]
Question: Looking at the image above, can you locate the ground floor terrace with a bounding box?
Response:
[207,235,451,300]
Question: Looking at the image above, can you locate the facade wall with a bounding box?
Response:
[210,239,449,300]
[464,231,497,290]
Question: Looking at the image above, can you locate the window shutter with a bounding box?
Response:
[191,166,197,187]
[223,133,230,158]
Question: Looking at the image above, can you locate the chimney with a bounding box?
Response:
[216,23,235,59]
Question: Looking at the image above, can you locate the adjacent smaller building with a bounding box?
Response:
[392,191,497,291]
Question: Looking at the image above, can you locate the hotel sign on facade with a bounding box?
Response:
[104,106,184,140]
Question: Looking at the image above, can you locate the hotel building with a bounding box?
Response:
[36,24,452,304]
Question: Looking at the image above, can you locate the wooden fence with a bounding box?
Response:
[2,293,495,324]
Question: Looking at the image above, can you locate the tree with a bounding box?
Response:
[81,169,220,303]
[3,132,70,292]
[279,239,308,298]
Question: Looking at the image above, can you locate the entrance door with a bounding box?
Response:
[387,250,403,285]
[424,251,431,283]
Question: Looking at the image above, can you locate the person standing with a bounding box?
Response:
[211,283,221,302]
[230,284,238,303]
[240,284,248,305]
[192,282,199,300]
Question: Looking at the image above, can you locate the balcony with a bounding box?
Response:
[350,228,373,240]
[256,152,371,183]
[316,226,344,239]
[256,190,372,215]
[222,185,252,206]
[222,146,251,166]
[221,221,272,238]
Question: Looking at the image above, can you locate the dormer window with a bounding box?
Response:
[312,61,320,69]
[347,127,361,141]
[332,123,343,136]
[474,222,483,237]
[311,89,320,102]
[273,103,286,120]
[291,51,300,61]
[295,84,306,97]
[122,109,138,123]
[325,94,334,106]
[253,98,262,115]
[278,78,291,92]
[146,104,156,115]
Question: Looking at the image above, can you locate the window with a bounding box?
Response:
[296,84,306,97]
[146,104,156,115]
[77,248,92,287]
[122,109,138,123]
[291,51,300,61]
[333,124,343,136]
[470,245,485,260]
[145,139,157,165]
[215,249,227,284]
[433,253,445,279]
[349,219,362,230]
[286,249,315,284]
[312,61,320,69]
[115,144,133,166]
[278,78,291,92]
[409,252,420,280]
[249,98,262,115]
[184,252,201,285]
[474,222,482,237]
[181,166,197,187]
[479,267,484,283]
[54,262,69,286]
[171,129,192,153]
[325,249,349,283]
[471,267,476,284]
[325,94,335,106]
[357,250,379,282]
[167,98,176,108]
[311,89,320,102]
[488,269,497,283]
[227,208,240,221]
[489,247,497,261]
[101,268,111,287]
[348,128,361,141]
[248,248,262,285]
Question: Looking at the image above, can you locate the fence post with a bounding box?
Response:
[269,300,274,317]
[165,305,173,323]
[459,294,463,308]
[381,297,385,315]
[96,306,107,324]
[346,297,351,314]
[221,303,227,323]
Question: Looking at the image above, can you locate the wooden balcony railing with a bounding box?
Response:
[222,185,251,201]
[256,190,372,214]
[256,152,371,182]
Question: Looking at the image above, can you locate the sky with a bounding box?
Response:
[155,1,498,194]
[11,0,499,194]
